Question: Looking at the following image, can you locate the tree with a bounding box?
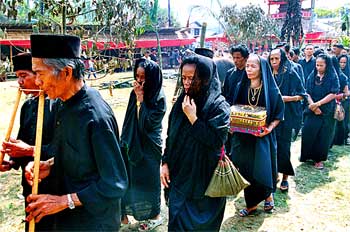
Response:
[341,6,350,36]
[0,0,142,44]
[280,0,304,46]
[136,0,180,69]
[220,3,279,44]
[188,3,279,46]
[314,8,340,18]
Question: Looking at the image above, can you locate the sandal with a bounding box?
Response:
[239,208,257,217]
[139,217,163,231]
[280,180,289,192]
[264,199,274,213]
[314,162,324,170]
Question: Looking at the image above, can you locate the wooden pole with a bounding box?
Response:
[28,92,45,232]
[0,88,22,165]
[199,22,207,48]
[9,46,13,72]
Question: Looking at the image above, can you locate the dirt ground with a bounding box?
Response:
[0,72,349,232]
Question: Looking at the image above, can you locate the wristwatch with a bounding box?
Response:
[67,194,75,210]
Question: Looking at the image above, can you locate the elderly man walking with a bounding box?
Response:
[25,34,128,231]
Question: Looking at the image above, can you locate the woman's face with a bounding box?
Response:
[136,67,146,86]
[245,56,261,80]
[269,50,281,71]
[316,58,326,75]
[339,57,347,70]
[181,63,196,94]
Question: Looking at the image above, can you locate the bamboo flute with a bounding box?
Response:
[28,92,45,232]
[0,88,22,165]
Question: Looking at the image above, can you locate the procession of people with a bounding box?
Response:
[0,32,350,231]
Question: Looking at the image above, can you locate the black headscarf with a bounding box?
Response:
[306,54,340,116]
[234,56,284,124]
[169,55,224,143]
[331,56,348,93]
[121,59,166,165]
[307,54,338,92]
[232,56,284,189]
[179,55,214,112]
[133,58,163,108]
[163,54,230,198]
[338,54,350,78]
[268,48,293,76]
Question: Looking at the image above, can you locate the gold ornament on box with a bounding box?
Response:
[230,105,267,136]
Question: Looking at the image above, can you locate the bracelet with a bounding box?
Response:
[47,158,55,166]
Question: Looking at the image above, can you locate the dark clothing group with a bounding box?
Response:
[10,51,350,232]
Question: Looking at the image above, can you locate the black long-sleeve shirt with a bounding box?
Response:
[51,85,128,231]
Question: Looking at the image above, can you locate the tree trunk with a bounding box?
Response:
[62,0,66,34]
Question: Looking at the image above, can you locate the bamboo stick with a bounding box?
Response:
[0,88,22,165]
[28,92,45,232]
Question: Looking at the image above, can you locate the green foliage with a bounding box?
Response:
[220,4,279,43]
[341,7,349,34]
[137,0,180,31]
[314,8,341,18]
[0,0,142,44]
[339,35,350,47]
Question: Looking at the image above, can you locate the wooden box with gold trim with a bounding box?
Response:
[230,105,267,135]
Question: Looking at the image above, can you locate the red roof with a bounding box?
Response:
[135,38,196,48]
[270,10,311,19]
[304,32,324,40]
[0,38,196,50]
[0,39,31,48]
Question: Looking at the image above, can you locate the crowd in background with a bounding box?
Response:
[1,34,350,231]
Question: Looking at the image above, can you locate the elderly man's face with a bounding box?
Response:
[32,58,69,100]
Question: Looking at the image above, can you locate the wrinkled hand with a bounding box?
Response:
[308,103,319,112]
[314,108,322,115]
[335,93,344,100]
[26,194,67,223]
[133,81,144,103]
[160,163,171,188]
[182,95,197,124]
[0,160,14,172]
[257,126,272,137]
[25,161,51,186]
[2,138,34,158]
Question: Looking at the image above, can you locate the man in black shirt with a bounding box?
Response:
[25,34,128,231]
[299,44,316,81]
[222,44,249,105]
[1,52,56,231]
[150,48,158,62]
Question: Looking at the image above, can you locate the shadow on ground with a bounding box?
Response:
[220,191,291,232]
[294,145,350,194]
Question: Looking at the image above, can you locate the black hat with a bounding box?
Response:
[13,53,32,72]
[333,43,344,49]
[30,34,81,58]
[194,48,214,59]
